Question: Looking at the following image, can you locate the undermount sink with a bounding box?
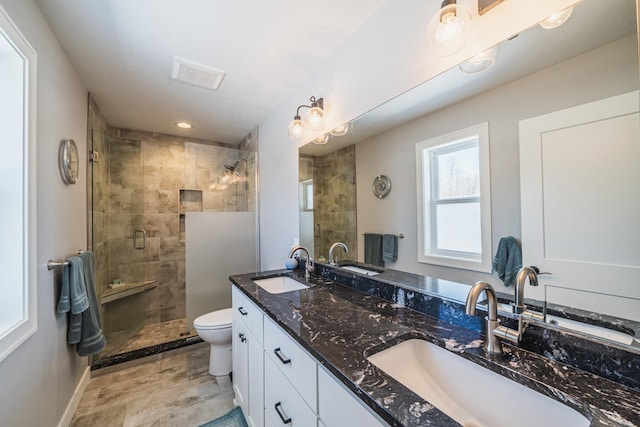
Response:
[253,276,309,294]
[341,265,381,276]
[367,339,589,427]
[546,315,636,346]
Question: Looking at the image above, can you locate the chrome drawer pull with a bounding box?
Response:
[273,347,291,364]
[274,402,292,424]
[238,307,248,315]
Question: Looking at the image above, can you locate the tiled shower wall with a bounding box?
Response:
[312,145,357,261]
[88,96,256,349]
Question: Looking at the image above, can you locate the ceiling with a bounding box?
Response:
[35,0,386,144]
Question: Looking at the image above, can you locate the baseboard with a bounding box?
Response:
[57,366,91,427]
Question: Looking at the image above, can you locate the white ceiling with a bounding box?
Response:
[35,0,386,144]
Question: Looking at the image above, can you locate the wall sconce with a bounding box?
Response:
[427,0,472,57]
[288,96,325,140]
[459,45,500,74]
[539,5,574,29]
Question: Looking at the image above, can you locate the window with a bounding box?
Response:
[416,123,492,272]
[0,5,37,362]
[300,179,313,211]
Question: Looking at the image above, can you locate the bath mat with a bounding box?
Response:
[199,406,249,427]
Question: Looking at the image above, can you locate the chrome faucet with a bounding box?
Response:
[513,266,548,321]
[466,281,520,355]
[288,245,313,281]
[328,242,348,265]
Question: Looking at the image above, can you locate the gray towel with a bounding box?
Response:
[382,234,397,263]
[492,236,522,288]
[364,233,384,267]
[57,252,106,357]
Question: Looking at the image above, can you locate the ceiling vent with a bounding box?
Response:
[170,56,226,90]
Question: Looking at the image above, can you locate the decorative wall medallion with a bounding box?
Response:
[59,139,79,184]
[372,175,391,198]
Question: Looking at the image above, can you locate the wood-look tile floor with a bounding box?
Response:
[71,342,235,427]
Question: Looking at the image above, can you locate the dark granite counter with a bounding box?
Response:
[230,267,640,427]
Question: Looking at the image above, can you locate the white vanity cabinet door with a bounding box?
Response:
[265,355,317,427]
[233,286,264,344]
[264,316,317,411]
[318,367,388,427]
[232,287,264,427]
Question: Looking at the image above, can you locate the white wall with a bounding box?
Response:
[0,1,89,426]
[355,36,638,294]
[257,0,579,270]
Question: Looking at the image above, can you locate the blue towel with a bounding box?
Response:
[492,236,522,288]
[364,233,384,267]
[57,252,106,357]
[382,234,397,263]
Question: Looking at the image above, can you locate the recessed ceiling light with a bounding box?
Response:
[175,121,193,129]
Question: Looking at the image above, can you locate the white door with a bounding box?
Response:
[519,91,640,321]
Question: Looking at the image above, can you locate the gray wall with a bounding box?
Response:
[0,0,89,425]
[356,36,639,294]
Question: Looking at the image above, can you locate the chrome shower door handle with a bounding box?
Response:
[133,228,147,250]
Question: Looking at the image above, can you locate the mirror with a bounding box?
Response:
[299,0,639,338]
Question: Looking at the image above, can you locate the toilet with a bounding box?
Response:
[193,308,233,376]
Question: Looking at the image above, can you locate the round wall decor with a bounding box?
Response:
[59,139,79,184]
[372,175,391,198]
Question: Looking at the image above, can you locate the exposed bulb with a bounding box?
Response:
[305,106,325,131]
[539,5,574,29]
[428,3,472,57]
[288,116,305,140]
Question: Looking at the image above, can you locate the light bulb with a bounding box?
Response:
[288,116,305,140]
[305,106,325,131]
[427,3,472,57]
[539,5,574,29]
[330,122,350,136]
[312,134,329,145]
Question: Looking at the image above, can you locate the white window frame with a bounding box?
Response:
[0,5,38,362]
[416,123,492,272]
[299,179,313,212]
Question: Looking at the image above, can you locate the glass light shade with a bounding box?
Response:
[459,45,500,74]
[288,117,306,140]
[539,5,574,29]
[312,134,329,145]
[305,106,325,131]
[427,3,472,57]
[330,122,350,136]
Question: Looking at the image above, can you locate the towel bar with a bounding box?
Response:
[47,250,86,270]
[363,233,404,239]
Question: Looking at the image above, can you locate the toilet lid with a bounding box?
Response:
[194,308,233,329]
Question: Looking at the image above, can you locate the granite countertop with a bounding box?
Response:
[230,268,640,427]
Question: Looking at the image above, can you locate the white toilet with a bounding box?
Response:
[193,308,233,376]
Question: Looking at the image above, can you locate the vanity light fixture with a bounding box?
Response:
[175,121,193,129]
[459,45,500,74]
[539,5,575,29]
[312,133,329,145]
[288,96,325,140]
[329,122,350,137]
[427,0,473,57]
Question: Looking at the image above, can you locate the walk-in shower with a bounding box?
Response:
[89,127,258,368]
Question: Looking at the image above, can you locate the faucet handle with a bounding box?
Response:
[531,266,552,275]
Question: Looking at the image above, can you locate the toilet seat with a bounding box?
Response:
[194,308,233,330]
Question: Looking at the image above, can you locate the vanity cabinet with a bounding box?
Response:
[232,287,264,427]
[232,284,388,427]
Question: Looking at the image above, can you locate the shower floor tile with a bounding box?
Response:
[103,318,197,358]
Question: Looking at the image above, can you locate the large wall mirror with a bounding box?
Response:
[299,0,639,341]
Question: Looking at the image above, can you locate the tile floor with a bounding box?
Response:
[72,342,235,427]
[103,318,197,358]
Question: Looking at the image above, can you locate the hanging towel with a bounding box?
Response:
[382,234,398,263]
[57,252,106,357]
[364,233,384,267]
[492,236,522,288]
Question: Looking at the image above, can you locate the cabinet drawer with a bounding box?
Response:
[232,286,264,344]
[318,367,387,427]
[264,316,317,411]
[265,355,317,427]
